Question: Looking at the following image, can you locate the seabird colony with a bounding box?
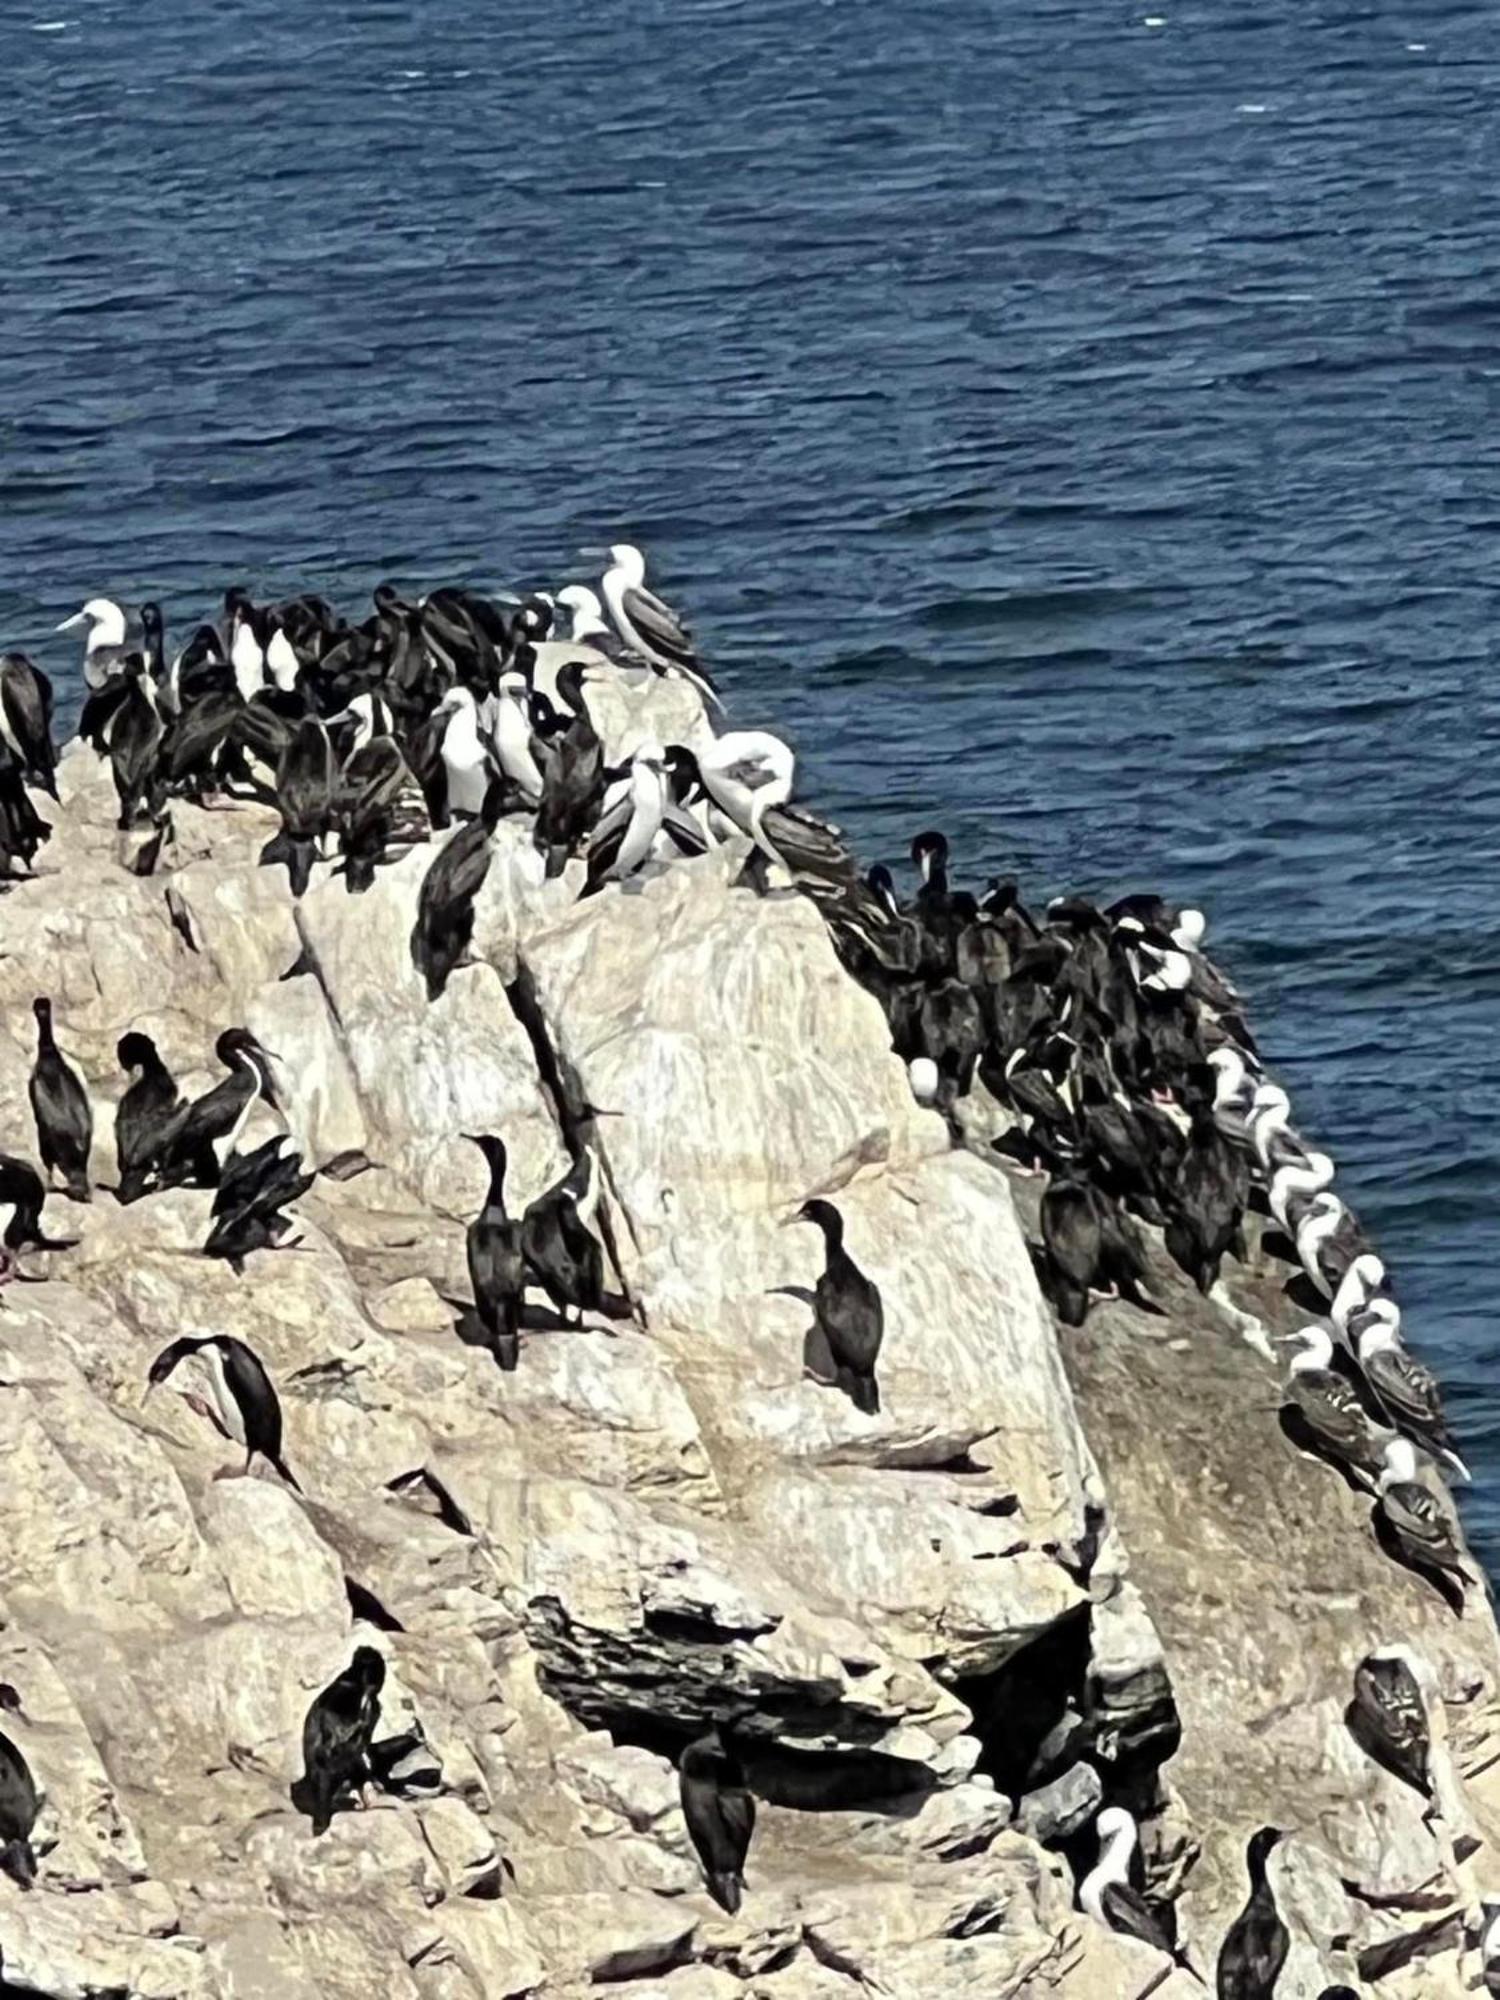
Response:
[0,542,1481,1979]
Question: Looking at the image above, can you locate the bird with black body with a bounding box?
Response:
[410,774,506,1000]
[147,1333,301,1489]
[261,714,335,897]
[203,1133,313,1270]
[782,1197,884,1415]
[0,1686,40,1890]
[520,1143,618,1325]
[28,996,92,1201]
[153,1027,280,1190]
[0,1152,77,1255]
[679,1720,756,1914]
[464,1134,526,1370]
[0,652,57,799]
[533,660,604,877]
[1216,1825,1288,1999]
[114,1031,182,1203]
[299,1645,385,1835]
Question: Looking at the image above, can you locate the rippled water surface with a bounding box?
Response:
[5,1,1500,1561]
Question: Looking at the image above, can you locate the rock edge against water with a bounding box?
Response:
[0,657,1496,1998]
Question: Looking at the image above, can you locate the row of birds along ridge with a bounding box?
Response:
[0,537,1491,1998]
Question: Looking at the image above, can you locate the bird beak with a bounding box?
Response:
[56,610,86,631]
[777,1213,804,1229]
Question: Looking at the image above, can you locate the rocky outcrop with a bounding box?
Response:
[0,674,1496,1998]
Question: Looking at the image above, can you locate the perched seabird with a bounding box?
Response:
[1038,1178,1153,1326]
[555,582,617,651]
[783,1198,884,1415]
[0,1153,76,1254]
[1295,1192,1371,1300]
[1078,1806,1176,1956]
[1215,1825,1288,2000]
[1268,1149,1335,1234]
[1376,1438,1471,1588]
[581,738,706,897]
[1279,1324,1388,1486]
[680,1722,755,1914]
[300,1646,385,1835]
[1164,1105,1248,1294]
[693,730,796,872]
[114,1032,182,1203]
[521,1143,616,1324]
[601,543,721,707]
[147,1334,300,1488]
[0,654,58,799]
[227,592,266,702]
[464,1134,526,1371]
[57,596,128,687]
[410,777,505,1001]
[203,1132,313,1269]
[154,1027,281,1189]
[262,715,335,897]
[1249,1084,1303,1174]
[0,1692,39,1890]
[431,686,492,820]
[28,996,92,1201]
[1330,1251,1388,1341]
[1355,1314,1468,1483]
[1349,1650,1430,1800]
[534,661,604,876]
[103,655,165,829]
[492,670,545,804]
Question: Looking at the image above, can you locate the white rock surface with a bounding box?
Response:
[0,699,1496,1997]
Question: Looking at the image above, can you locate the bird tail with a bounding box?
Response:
[273,1453,303,1494]
[493,1332,519,1373]
[846,1371,881,1417]
[308,1779,333,1836]
[708,1870,743,1914]
[1,1838,35,1889]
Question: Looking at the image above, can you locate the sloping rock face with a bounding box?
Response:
[0,681,1496,1998]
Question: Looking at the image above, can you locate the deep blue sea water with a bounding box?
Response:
[4,0,1500,1563]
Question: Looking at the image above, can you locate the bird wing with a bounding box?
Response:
[1101,1881,1174,1955]
[1354,1657,1429,1785]
[717,1782,756,1862]
[1384,1481,1466,1572]
[1,663,52,771]
[662,804,709,855]
[622,584,696,666]
[1367,1346,1448,1435]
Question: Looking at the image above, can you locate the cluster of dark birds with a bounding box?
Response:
[0,551,1485,1983]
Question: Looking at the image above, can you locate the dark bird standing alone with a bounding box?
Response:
[1216,1826,1289,2000]
[28,996,92,1201]
[300,1646,385,1836]
[679,1722,756,1914]
[784,1198,884,1415]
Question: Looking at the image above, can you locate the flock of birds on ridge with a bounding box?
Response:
[0,545,1489,1997]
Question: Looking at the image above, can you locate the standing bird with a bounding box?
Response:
[154,1027,281,1189]
[601,543,721,707]
[464,1134,526,1371]
[262,715,335,898]
[103,655,165,829]
[0,1154,77,1254]
[1354,1312,1469,1483]
[0,1689,40,1889]
[783,1199,884,1415]
[410,777,505,1001]
[533,661,604,877]
[581,738,707,897]
[56,596,128,687]
[1078,1806,1177,1957]
[679,1722,755,1914]
[114,1032,182,1203]
[1279,1325,1389,1487]
[1348,1650,1430,1801]
[28,998,92,1201]
[146,1334,300,1488]
[1215,1826,1288,1999]
[0,653,58,798]
[1377,1439,1471,1589]
[299,1646,385,1835]
[520,1144,614,1325]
